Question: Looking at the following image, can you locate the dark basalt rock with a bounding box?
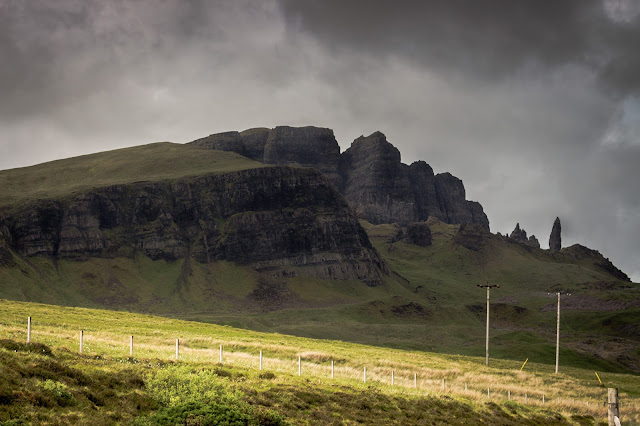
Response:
[404,222,432,247]
[509,223,527,243]
[190,128,270,162]
[191,126,342,189]
[191,127,490,230]
[434,172,489,229]
[263,126,342,189]
[508,223,540,248]
[453,223,491,251]
[2,167,386,286]
[549,217,562,251]
[340,132,415,224]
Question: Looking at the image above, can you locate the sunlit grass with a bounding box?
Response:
[1,299,638,424]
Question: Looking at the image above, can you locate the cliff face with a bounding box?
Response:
[1,167,386,286]
[192,127,490,229]
[340,132,415,224]
[191,126,342,189]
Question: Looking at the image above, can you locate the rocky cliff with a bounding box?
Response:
[0,166,386,286]
[191,127,490,229]
[191,126,342,189]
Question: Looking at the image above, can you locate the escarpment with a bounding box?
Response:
[191,127,490,229]
[0,166,386,286]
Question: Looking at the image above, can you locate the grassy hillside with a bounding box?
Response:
[0,142,265,208]
[0,142,638,377]
[0,217,638,374]
[1,300,638,425]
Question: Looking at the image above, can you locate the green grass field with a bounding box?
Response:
[1,299,638,425]
[0,142,265,209]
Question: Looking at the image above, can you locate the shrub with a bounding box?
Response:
[139,401,253,425]
[40,379,75,407]
[145,366,242,407]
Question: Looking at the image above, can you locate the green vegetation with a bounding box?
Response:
[1,217,638,374]
[2,300,638,424]
[0,142,265,208]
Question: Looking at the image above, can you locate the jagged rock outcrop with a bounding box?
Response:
[433,172,489,229]
[549,217,562,251]
[191,127,490,230]
[453,223,492,251]
[340,132,416,224]
[191,126,342,188]
[339,132,489,228]
[509,223,527,242]
[508,223,540,248]
[405,222,432,247]
[2,167,386,286]
[190,128,270,162]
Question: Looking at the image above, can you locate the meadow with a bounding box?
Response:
[1,299,638,425]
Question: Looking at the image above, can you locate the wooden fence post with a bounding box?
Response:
[508,390,511,400]
[465,382,468,393]
[414,373,417,389]
[79,330,84,354]
[175,339,179,360]
[608,388,620,426]
[27,316,31,343]
[363,367,367,383]
[391,370,394,386]
[331,360,334,379]
[442,378,445,391]
[130,335,133,356]
[259,351,263,371]
[487,387,490,399]
[219,345,223,364]
[298,356,301,376]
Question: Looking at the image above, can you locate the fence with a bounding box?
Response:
[13,316,640,423]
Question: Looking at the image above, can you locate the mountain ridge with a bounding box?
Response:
[190,126,490,229]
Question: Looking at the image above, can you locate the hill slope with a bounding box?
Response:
[0,142,265,208]
[1,300,638,424]
[0,140,638,375]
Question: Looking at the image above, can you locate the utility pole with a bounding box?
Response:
[554,292,570,374]
[477,284,499,366]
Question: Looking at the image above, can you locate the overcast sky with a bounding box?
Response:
[1,0,639,281]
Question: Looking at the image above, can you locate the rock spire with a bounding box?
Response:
[549,217,561,251]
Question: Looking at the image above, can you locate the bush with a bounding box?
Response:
[141,366,287,426]
[141,401,254,425]
[145,366,242,407]
[39,379,75,407]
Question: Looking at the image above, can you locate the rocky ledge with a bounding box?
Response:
[0,167,386,286]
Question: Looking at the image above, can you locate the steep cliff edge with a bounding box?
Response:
[0,143,385,286]
[190,127,489,229]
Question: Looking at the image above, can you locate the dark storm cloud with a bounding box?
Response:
[1,0,639,281]
[279,0,640,94]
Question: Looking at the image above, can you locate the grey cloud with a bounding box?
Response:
[279,0,640,95]
[1,0,639,282]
